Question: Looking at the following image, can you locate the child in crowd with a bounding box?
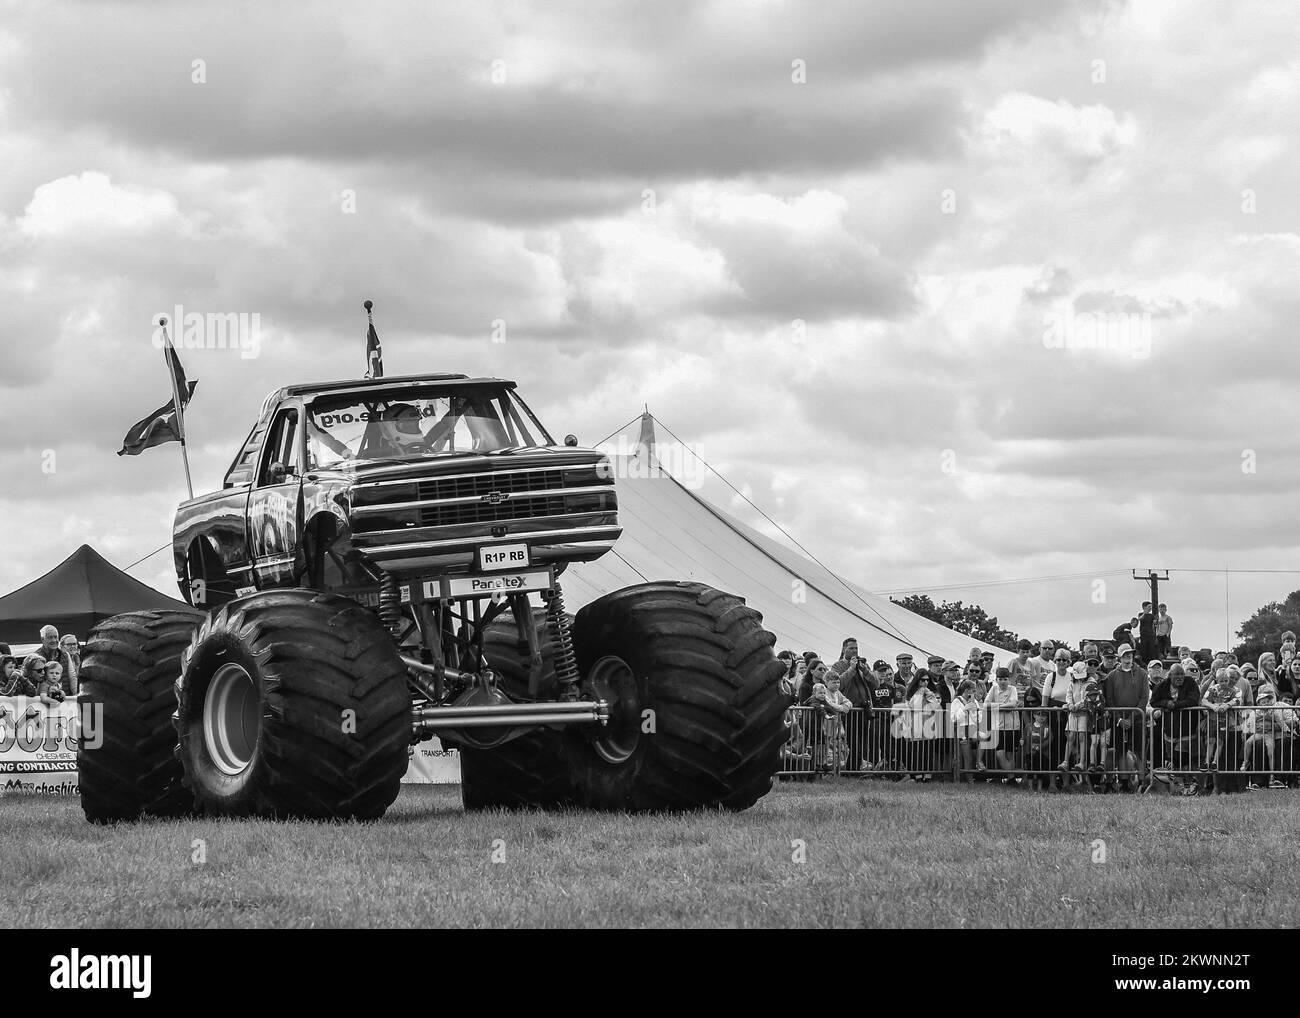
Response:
[1061,661,1091,779]
[1082,678,1109,789]
[808,677,852,772]
[1023,709,1054,790]
[38,661,67,708]
[951,679,985,781]
[984,667,1022,777]
[1203,668,1241,789]
[1242,683,1295,789]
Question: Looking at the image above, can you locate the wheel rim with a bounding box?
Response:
[586,655,641,765]
[203,663,261,776]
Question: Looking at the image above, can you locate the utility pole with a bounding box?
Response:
[1133,569,1169,659]
[1132,568,1169,610]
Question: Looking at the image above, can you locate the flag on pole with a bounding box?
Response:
[364,299,383,379]
[117,380,198,456]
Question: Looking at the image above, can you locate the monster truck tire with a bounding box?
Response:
[77,609,205,823]
[565,581,787,812]
[458,606,574,810]
[174,590,409,819]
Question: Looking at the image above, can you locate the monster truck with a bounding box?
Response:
[78,373,787,821]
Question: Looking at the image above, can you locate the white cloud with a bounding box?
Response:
[19,171,180,237]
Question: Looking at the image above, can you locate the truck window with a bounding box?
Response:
[258,409,300,485]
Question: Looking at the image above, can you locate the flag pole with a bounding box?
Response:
[161,317,195,499]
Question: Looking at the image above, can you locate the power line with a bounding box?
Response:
[875,566,1300,596]
[873,569,1131,595]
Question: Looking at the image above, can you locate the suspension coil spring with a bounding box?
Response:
[378,570,402,636]
[545,586,581,702]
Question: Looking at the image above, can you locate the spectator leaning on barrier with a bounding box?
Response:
[2,655,37,697]
[1203,668,1241,786]
[1151,663,1202,713]
[984,666,1021,774]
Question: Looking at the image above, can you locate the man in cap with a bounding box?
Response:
[895,651,916,686]
[1103,644,1149,788]
[925,654,951,705]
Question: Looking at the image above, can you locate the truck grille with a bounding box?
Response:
[416,469,566,501]
[418,492,609,527]
[350,464,614,537]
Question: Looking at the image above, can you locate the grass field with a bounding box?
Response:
[3,779,1297,928]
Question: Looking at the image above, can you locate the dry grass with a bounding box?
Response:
[1,779,1294,928]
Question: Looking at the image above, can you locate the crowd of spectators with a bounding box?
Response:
[777,604,1299,795]
[0,625,81,727]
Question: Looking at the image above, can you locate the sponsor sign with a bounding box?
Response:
[0,697,82,796]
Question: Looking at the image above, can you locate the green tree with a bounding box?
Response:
[1233,590,1300,663]
[890,594,1022,651]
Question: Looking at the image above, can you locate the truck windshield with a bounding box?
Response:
[306,386,553,467]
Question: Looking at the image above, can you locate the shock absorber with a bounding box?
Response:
[378,570,402,637]
[544,585,581,702]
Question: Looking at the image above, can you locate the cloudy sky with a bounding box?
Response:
[2,0,1298,651]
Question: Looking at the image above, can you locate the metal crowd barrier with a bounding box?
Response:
[776,700,1300,792]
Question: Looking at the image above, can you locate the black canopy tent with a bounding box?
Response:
[0,544,189,646]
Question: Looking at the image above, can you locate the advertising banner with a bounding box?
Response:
[0,697,81,797]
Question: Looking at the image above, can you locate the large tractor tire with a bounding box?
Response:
[173,590,409,820]
[457,606,574,810]
[78,609,205,823]
[565,581,787,811]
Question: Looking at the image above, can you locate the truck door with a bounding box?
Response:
[248,404,305,589]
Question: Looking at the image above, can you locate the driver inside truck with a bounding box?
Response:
[372,402,428,458]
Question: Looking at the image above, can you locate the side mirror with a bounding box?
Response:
[564,434,578,447]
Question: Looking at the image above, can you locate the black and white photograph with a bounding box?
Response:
[1,0,1297,958]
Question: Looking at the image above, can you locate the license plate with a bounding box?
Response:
[477,543,530,571]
